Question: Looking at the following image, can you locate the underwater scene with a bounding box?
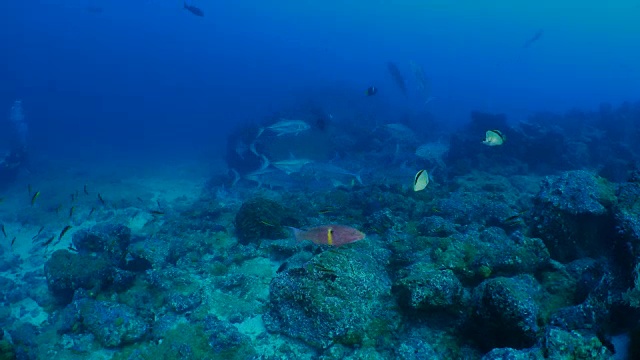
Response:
[2,1,640,359]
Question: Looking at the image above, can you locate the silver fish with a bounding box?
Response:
[272,158,313,175]
[257,119,310,137]
[245,168,295,188]
[302,162,362,185]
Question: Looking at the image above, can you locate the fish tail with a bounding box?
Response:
[249,141,259,157]
[286,226,303,242]
[354,173,363,185]
[230,169,240,187]
[259,155,270,171]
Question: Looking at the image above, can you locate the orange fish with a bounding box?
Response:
[289,225,365,247]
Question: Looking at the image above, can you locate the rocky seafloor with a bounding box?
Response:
[2,103,640,359]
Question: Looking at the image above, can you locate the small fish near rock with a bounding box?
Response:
[289,225,365,247]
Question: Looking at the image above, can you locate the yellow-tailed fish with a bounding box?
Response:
[413,169,429,192]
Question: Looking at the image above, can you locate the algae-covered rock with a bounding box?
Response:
[0,329,16,360]
[77,298,148,348]
[393,268,465,313]
[531,170,616,262]
[426,227,550,284]
[481,347,543,360]
[127,237,170,271]
[542,327,612,359]
[470,275,541,351]
[8,323,38,359]
[44,250,113,304]
[395,337,440,360]
[264,245,398,349]
[202,315,255,358]
[234,198,299,244]
[72,223,131,266]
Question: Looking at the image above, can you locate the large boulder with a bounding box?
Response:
[469,275,542,351]
[44,250,113,304]
[530,170,616,262]
[72,224,131,266]
[263,245,398,349]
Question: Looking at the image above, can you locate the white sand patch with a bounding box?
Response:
[236,315,266,340]
[10,297,48,326]
[127,210,155,232]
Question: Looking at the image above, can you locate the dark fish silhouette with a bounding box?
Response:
[184,2,204,17]
[387,62,407,97]
[523,29,543,48]
[365,86,378,96]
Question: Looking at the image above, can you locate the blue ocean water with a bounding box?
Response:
[1,1,640,359]
[2,1,638,158]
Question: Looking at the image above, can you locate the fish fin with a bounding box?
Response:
[230,169,240,187]
[250,141,259,157]
[354,173,363,185]
[259,155,270,171]
[256,127,265,138]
